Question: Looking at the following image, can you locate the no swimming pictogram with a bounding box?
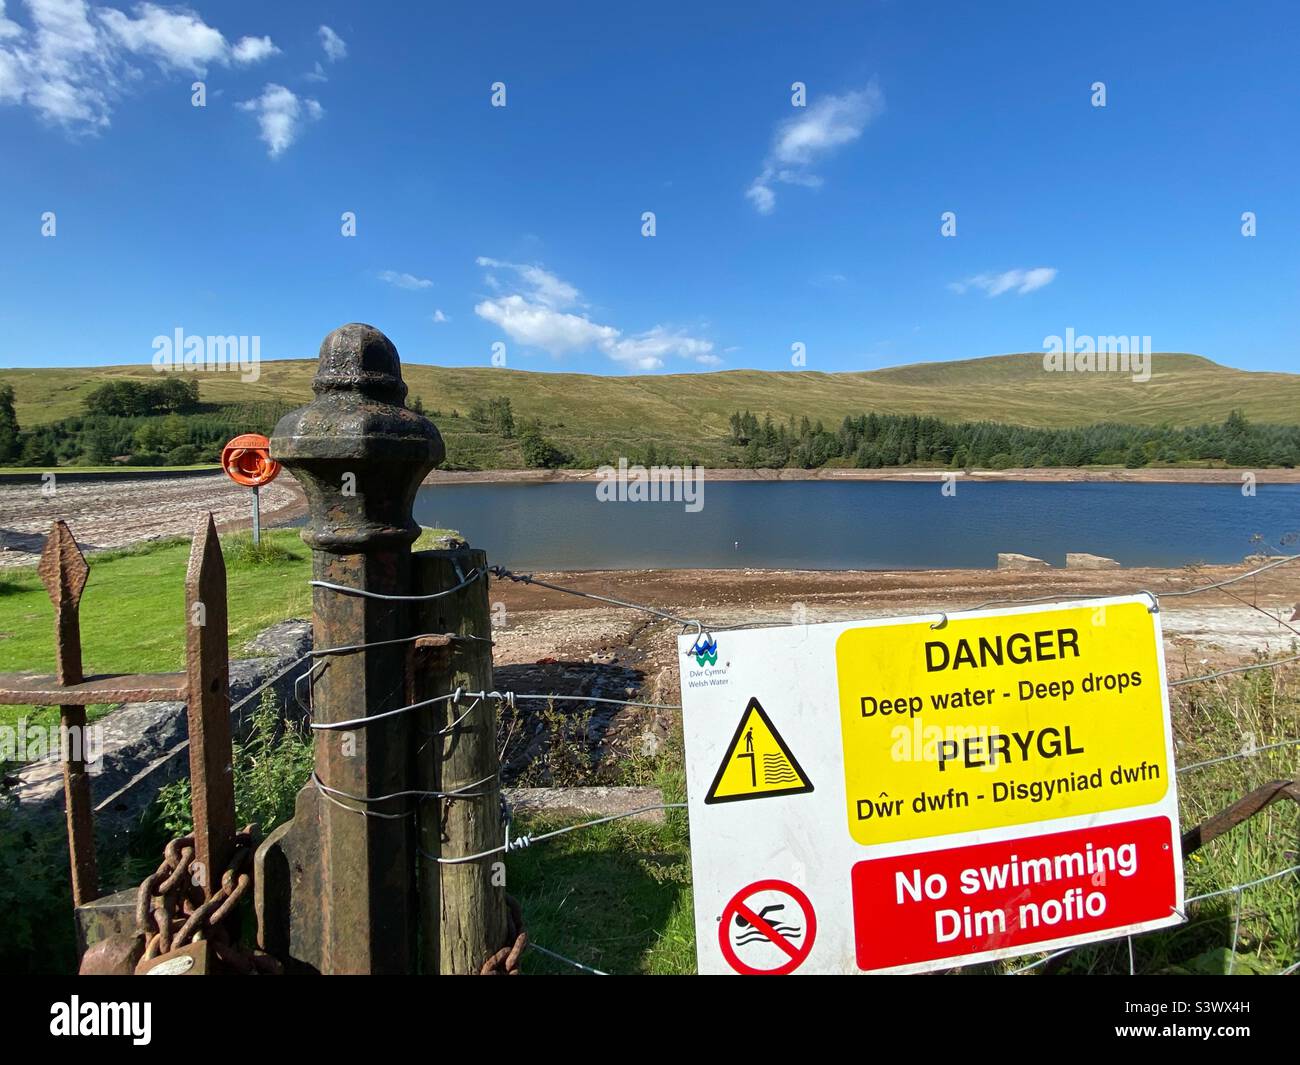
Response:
[718,879,817,975]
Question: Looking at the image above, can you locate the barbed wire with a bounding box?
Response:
[1182,863,1300,906]
[1161,552,1300,597]
[430,802,687,865]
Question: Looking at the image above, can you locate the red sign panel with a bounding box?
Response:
[851,816,1178,972]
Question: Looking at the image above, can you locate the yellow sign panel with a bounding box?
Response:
[705,697,814,804]
[836,599,1170,845]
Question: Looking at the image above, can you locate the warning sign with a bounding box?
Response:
[679,596,1183,975]
[718,880,817,975]
[705,698,813,804]
[836,599,1171,845]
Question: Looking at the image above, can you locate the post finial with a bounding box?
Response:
[270,324,444,553]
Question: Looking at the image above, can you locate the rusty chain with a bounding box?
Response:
[136,826,282,974]
[479,894,527,975]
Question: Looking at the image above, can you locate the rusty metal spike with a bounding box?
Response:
[35,521,99,904]
[184,512,236,901]
[38,519,89,612]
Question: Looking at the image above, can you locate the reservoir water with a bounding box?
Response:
[392,480,1300,571]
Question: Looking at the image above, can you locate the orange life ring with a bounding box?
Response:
[221,433,281,487]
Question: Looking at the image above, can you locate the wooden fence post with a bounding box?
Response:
[257,323,443,974]
[411,547,509,973]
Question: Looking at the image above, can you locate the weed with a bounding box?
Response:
[156,690,312,838]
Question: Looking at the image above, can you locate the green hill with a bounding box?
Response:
[4,352,1300,468]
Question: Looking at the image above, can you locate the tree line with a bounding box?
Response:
[0,383,293,468]
[727,409,1298,470]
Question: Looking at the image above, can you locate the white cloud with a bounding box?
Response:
[318,24,345,62]
[379,269,433,290]
[747,83,884,214]
[475,293,619,355]
[605,326,717,369]
[230,34,276,64]
[474,256,578,309]
[745,182,774,214]
[432,309,449,323]
[474,257,717,370]
[303,59,326,82]
[948,267,1058,297]
[0,1,278,129]
[238,83,322,157]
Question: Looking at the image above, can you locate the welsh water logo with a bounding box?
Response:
[689,635,718,666]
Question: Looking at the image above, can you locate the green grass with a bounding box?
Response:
[0,526,462,735]
[0,529,312,733]
[509,733,696,975]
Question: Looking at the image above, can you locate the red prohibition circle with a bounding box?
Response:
[718,878,817,975]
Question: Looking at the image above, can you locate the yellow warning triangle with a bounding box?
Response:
[705,697,814,804]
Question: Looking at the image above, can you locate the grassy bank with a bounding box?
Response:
[0,525,463,733]
[0,529,312,733]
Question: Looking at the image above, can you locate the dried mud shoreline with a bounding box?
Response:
[0,471,303,568]
[487,560,1300,759]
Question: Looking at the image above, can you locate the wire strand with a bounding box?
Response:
[428,803,687,864]
[1171,653,1300,687]
[490,565,702,632]
[1176,737,1300,774]
[310,566,485,602]
[527,943,609,976]
[309,691,460,731]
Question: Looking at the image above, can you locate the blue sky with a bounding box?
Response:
[1,0,1297,376]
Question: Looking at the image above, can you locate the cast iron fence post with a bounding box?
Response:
[257,323,443,974]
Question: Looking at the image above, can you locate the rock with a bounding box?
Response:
[1065,553,1121,569]
[997,553,1051,570]
[503,786,667,824]
[10,619,313,842]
